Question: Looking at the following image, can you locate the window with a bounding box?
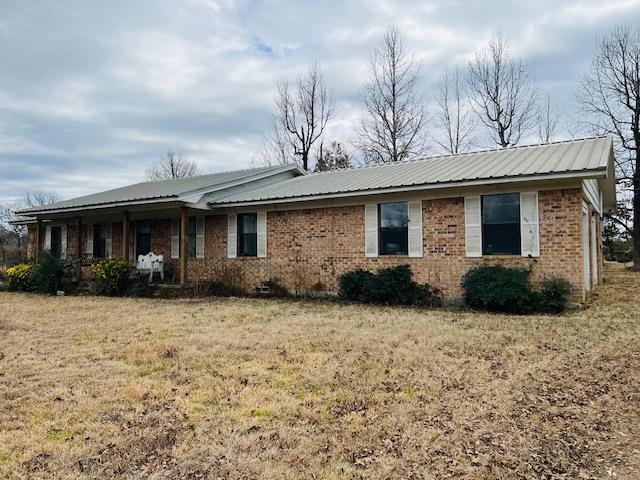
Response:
[135,221,151,258]
[187,217,197,257]
[50,226,62,258]
[238,213,257,256]
[379,202,408,255]
[94,223,107,258]
[482,193,521,255]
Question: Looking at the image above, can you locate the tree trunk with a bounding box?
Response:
[634,167,640,270]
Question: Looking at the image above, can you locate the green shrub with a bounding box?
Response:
[5,262,36,291]
[339,265,441,307]
[32,251,75,294]
[338,269,374,302]
[92,258,132,296]
[535,277,574,313]
[461,265,534,314]
[461,265,574,314]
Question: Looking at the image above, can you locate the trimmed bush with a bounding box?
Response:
[462,265,534,314]
[338,269,374,302]
[339,265,441,307]
[535,277,574,313]
[461,265,574,314]
[92,258,132,296]
[5,262,36,291]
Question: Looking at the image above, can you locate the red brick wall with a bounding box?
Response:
[184,188,586,299]
[24,187,593,300]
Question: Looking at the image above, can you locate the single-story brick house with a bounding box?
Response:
[16,136,616,301]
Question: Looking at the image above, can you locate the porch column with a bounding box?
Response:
[34,219,43,261]
[122,211,130,261]
[180,207,188,286]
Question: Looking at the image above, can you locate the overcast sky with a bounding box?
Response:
[1,0,639,205]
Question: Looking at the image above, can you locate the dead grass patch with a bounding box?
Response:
[0,263,639,478]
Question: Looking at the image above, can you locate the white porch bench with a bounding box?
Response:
[136,252,165,282]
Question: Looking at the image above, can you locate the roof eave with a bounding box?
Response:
[211,169,607,208]
[16,164,307,217]
[16,196,182,216]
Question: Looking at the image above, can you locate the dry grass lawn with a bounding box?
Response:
[1,263,639,479]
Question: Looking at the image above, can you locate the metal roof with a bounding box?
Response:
[17,164,303,214]
[214,136,615,205]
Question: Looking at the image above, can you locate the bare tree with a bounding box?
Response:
[0,204,25,235]
[537,93,560,143]
[0,190,59,263]
[251,118,296,168]
[468,32,538,148]
[433,67,475,154]
[146,151,200,181]
[355,25,427,163]
[275,63,335,171]
[314,141,352,172]
[23,191,59,208]
[577,24,640,268]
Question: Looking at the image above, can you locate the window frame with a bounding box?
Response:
[93,223,107,259]
[237,212,258,257]
[50,226,62,258]
[187,217,197,258]
[134,221,151,258]
[481,193,521,256]
[378,202,409,256]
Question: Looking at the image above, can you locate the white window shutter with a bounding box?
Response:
[408,200,423,257]
[60,224,67,259]
[464,196,482,257]
[257,211,267,258]
[520,192,540,257]
[170,220,180,259]
[196,216,205,258]
[364,204,378,257]
[227,214,237,259]
[85,224,93,255]
[105,223,112,258]
[44,225,51,251]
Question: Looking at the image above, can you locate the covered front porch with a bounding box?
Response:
[29,204,206,286]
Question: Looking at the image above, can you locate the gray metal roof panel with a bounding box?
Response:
[214,137,613,204]
[18,164,301,213]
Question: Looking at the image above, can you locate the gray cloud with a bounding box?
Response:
[1,0,639,204]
